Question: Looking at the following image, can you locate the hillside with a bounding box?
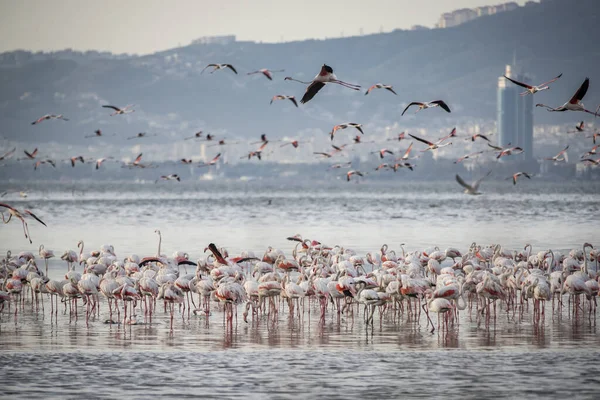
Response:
[0,0,598,153]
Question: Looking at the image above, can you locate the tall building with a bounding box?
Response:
[497,65,533,161]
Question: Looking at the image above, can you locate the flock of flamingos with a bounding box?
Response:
[0,233,598,333]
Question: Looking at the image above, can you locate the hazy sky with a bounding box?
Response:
[0,0,528,55]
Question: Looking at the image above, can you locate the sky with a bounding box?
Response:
[0,0,528,55]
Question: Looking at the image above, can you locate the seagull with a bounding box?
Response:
[402,100,451,116]
[346,170,364,182]
[0,148,16,161]
[247,68,284,80]
[201,64,237,74]
[270,95,298,108]
[544,145,569,162]
[199,153,222,167]
[409,134,452,151]
[184,131,204,140]
[503,73,562,95]
[508,172,532,185]
[103,104,135,116]
[31,114,69,125]
[455,170,492,195]
[284,64,361,104]
[454,150,485,164]
[330,123,363,140]
[536,78,599,116]
[156,174,180,183]
[365,83,397,96]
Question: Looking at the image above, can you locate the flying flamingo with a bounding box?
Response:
[455,170,492,195]
[544,145,569,162]
[95,157,114,170]
[583,145,599,158]
[102,104,135,116]
[23,148,38,160]
[467,133,491,142]
[284,64,361,104]
[409,133,452,151]
[567,121,585,133]
[503,72,562,95]
[201,63,238,74]
[0,147,16,161]
[401,100,451,116]
[280,140,303,148]
[364,83,397,96]
[346,170,364,182]
[388,132,406,141]
[330,123,363,140]
[454,150,484,164]
[34,159,55,170]
[84,129,114,138]
[247,68,284,80]
[69,156,85,167]
[127,132,156,140]
[371,148,394,159]
[270,95,298,107]
[536,78,599,116]
[39,244,55,277]
[31,114,69,125]
[508,172,532,185]
[199,153,222,167]
[329,162,352,169]
[496,146,524,159]
[184,131,204,140]
[155,174,181,183]
[0,203,47,243]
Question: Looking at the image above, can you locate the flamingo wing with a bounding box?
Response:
[24,209,47,226]
[401,102,422,116]
[102,105,121,112]
[539,73,563,87]
[0,147,16,160]
[385,86,398,95]
[503,75,533,89]
[570,78,589,104]
[409,134,434,146]
[225,64,238,74]
[288,96,298,107]
[431,100,451,113]
[301,81,325,104]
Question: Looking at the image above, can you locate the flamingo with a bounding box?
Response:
[198,153,222,167]
[365,83,397,96]
[201,63,237,74]
[23,148,38,160]
[409,133,452,151]
[455,170,492,195]
[95,157,114,170]
[184,131,204,140]
[127,132,156,140]
[247,68,284,80]
[284,64,361,104]
[38,244,55,277]
[508,172,532,185]
[102,104,135,115]
[545,145,569,162]
[84,129,114,138]
[34,159,56,170]
[0,203,47,243]
[155,174,181,183]
[330,123,363,140]
[388,132,406,142]
[31,114,69,125]
[0,147,16,161]
[495,146,524,159]
[582,145,599,158]
[467,133,492,142]
[536,78,599,116]
[503,72,562,95]
[346,170,364,182]
[280,140,303,148]
[371,148,394,159]
[454,150,484,164]
[269,95,298,108]
[69,156,85,167]
[401,100,451,116]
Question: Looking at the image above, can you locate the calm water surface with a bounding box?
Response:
[1,180,600,399]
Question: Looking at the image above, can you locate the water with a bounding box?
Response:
[1,180,600,399]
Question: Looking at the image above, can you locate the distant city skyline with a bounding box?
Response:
[0,0,529,55]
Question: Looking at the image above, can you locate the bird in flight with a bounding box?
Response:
[582,145,599,158]
[184,131,204,140]
[402,100,451,116]
[371,148,394,159]
[127,132,156,140]
[536,78,599,116]
[0,147,16,161]
[544,145,569,162]
[365,83,397,96]
[0,203,47,244]
[270,95,298,108]
[84,129,114,138]
[34,159,56,170]
[23,148,38,160]
[156,174,181,183]
[199,153,222,167]
[31,114,69,125]
[284,64,361,104]
[69,156,85,167]
[496,146,524,159]
[95,157,114,170]
[346,170,364,182]
[503,73,562,95]
[455,170,492,195]
[508,172,532,185]
[247,68,284,80]
[454,150,485,164]
[201,64,238,74]
[103,104,135,116]
[467,133,491,143]
[409,133,452,151]
[330,123,363,140]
